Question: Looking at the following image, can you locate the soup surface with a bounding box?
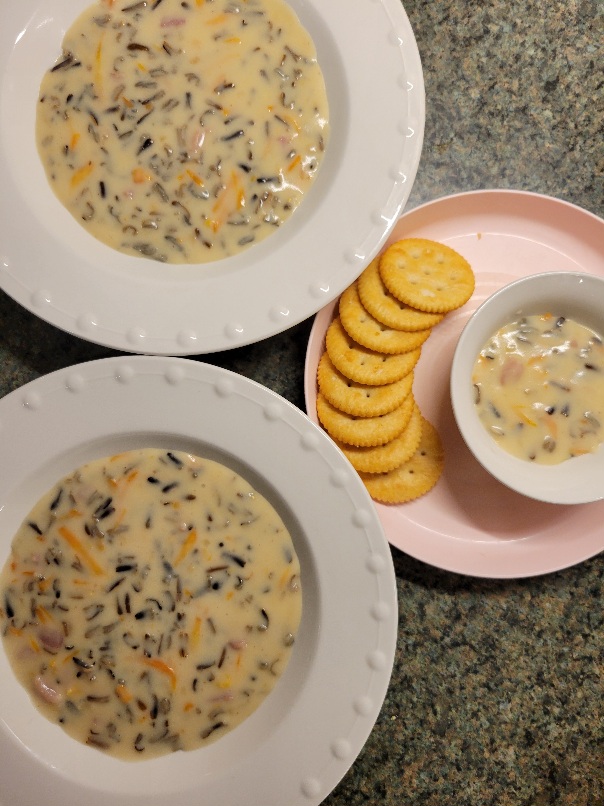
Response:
[0,449,302,759]
[472,313,604,464]
[36,0,329,263]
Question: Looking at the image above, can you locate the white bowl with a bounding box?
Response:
[0,356,397,806]
[0,0,424,355]
[450,271,604,505]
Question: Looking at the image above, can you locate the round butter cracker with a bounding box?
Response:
[360,417,444,503]
[336,402,423,473]
[317,352,414,417]
[339,282,432,354]
[379,238,475,314]
[357,257,445,331]
[325,317,422,386]
[316,391,414,447]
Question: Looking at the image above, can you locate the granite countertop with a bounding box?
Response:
[0,0,603,804]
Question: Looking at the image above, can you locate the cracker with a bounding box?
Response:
[317,352,414,417]
[357,257,445,331]
[316,391,414,447]
[379,238,475,314]
[339,282,432,354]
[360,417,444,503]
[335,402,423,473]
[325,317,422,386]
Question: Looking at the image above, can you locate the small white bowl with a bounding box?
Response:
[450,271,604,505]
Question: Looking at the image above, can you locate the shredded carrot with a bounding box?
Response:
[195,0,205,6]
[225,37,241,44]
[208,171,245,232]
[57,526,105,576]
[174,529,198,565]
[191,616,202,648]
[183,701,195,712]
[287,154,302,172]
[115,684,133,704]
[141,657,177,691]
[110,469,139,487]
[70,132,81,150]
[132,167,152,183]
[58,507,83,521]
[186,169,204,186]
[527,355,545,368]
[62,649,77,665]
[513,405,537,427]
[106,470,139,529]
[29,638,41,653]
[70,162,94,188]
[36,606,53,624]
[94,35,105,95]
[283,113,301,133]
[8,626,23,637]
[207,12,227,24]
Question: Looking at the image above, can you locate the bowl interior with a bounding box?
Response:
[450,272,604,505]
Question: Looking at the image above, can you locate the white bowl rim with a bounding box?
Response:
[450,270,604,505]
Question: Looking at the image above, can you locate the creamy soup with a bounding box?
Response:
[472,313,604,464]
[0,449,302,759]
[36,0,329,263]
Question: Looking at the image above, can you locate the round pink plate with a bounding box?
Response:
[304,189,604,578]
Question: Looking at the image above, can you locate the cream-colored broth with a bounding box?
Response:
[0,449,302,759]
[36,0,329,263]
[472,313,604,464]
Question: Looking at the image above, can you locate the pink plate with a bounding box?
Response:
[304,190,604,578]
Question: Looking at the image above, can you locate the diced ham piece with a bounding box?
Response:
[161,17,186,27]
[500,356,524,385]
[209,691,234,703]
[38,625,64,652]
[33,675,63,706]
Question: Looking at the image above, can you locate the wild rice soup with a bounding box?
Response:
[36,0,329,263]
[472,313,604,464]
[0,449,302,759]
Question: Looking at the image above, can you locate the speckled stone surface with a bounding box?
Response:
[0,0,603,804]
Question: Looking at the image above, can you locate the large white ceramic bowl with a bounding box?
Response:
[0,356,397,806]
[0,0,424,355]
[450,271,604,505]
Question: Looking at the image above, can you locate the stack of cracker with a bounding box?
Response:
[316,237,475,504]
